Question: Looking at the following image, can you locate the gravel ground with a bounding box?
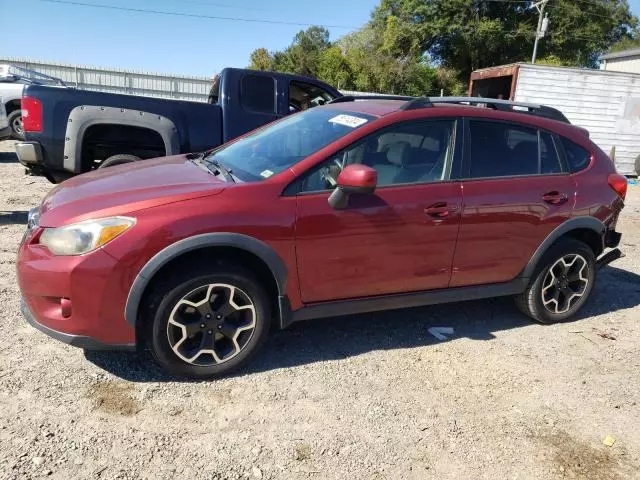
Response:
[0,139,639,480]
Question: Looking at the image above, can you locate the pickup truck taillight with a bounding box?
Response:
[608,173,627,200]
[21,96,43,133]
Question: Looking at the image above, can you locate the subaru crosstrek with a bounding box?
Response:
[17,97,626,378]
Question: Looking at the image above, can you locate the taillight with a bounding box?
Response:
[608,173,627,200]
[21,96,42,133]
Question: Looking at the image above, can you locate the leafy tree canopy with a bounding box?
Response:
[248,1,638,94]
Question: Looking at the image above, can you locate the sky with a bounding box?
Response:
[1,0,640,79]
[0,0,378,77]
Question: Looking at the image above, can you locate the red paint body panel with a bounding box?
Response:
[450,175,576,286]
[295,182,462,302]
[15,101,625,349]
[39,155,227,226]
[18,234,135,343]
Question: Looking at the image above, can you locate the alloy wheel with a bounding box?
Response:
[541,254,589,314]
[12,115,23,136]
[167,283,256,366]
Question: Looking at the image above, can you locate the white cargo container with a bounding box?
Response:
[469,63,640,175]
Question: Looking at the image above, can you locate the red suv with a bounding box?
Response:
[17,97,626,378]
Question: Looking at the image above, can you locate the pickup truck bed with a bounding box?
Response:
[20,86,220,180]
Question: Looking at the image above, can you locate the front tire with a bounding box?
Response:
[147,265,271,379]
[516,239,596,324]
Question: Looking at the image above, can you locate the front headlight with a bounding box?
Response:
[39,216,135,256]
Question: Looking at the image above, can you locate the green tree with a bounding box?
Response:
[317,46,353,89]
[248,26,331,76]
[286,26,331,76]
[248,48,274,71]
[371,0,638,82]
[608,31,640,53]
[338,26,439,95]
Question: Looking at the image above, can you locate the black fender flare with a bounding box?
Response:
[63,105,180,173]
[520,216,605,280]
[124,233,288,326]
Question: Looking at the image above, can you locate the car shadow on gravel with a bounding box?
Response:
[0,210,28,225]
[84,265,640,383]
[0,151,18,163]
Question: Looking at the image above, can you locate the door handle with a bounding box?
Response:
[542,191,569,205]
[424,202,458,218]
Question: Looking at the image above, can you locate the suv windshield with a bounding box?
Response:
[205,108,375,181]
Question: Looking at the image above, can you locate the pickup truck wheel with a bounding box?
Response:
[515,239,596,324]
[7,110,25,140]
[147,265,271,379]
[99,154,140,168]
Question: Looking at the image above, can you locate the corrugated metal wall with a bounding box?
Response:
[1,57,213,102]
[514,65,640,175]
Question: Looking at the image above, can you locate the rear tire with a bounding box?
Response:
[146,265,271,379]
[99,154,140,168]
[516,239,596,324]
[7,110,24,140]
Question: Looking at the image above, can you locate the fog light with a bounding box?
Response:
[60,298,72,318]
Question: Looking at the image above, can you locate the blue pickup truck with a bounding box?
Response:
[15,68,341,182]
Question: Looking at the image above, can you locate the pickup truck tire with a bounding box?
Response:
[7,110,25,140]
[99,154,141,168]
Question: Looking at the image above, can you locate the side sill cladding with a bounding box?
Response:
[124,233,288,327]
[520,216,606,280]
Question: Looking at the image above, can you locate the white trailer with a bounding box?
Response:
[469,63,640,175]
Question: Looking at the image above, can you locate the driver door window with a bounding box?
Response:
[300,120,456,192]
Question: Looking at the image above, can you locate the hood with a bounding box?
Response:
[39,155,227,226]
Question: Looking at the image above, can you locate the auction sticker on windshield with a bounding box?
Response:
[329,114,368,128]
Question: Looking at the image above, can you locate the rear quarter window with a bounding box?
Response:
[560,137,591,173]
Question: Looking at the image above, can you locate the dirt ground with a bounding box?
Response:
[0,139,638,480]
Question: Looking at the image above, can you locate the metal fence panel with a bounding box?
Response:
[1,57,213,102]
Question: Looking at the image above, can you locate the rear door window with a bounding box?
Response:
[540,132,562,174]
[241,74,276,114]
[468,121,564,178]
[560,137,591,172]
[469,121,539,178]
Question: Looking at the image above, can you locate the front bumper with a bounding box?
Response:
[17,227,137,348]
[15,141,43,166]
[21,299,135,350]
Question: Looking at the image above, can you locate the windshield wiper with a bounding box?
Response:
[204,158,235,183]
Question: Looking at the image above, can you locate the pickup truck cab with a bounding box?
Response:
[16,68,341,182]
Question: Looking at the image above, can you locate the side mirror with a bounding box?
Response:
[328,164,377,209]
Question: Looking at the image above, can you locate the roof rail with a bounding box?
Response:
[329,95,416,104]
[400,96,570,124]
